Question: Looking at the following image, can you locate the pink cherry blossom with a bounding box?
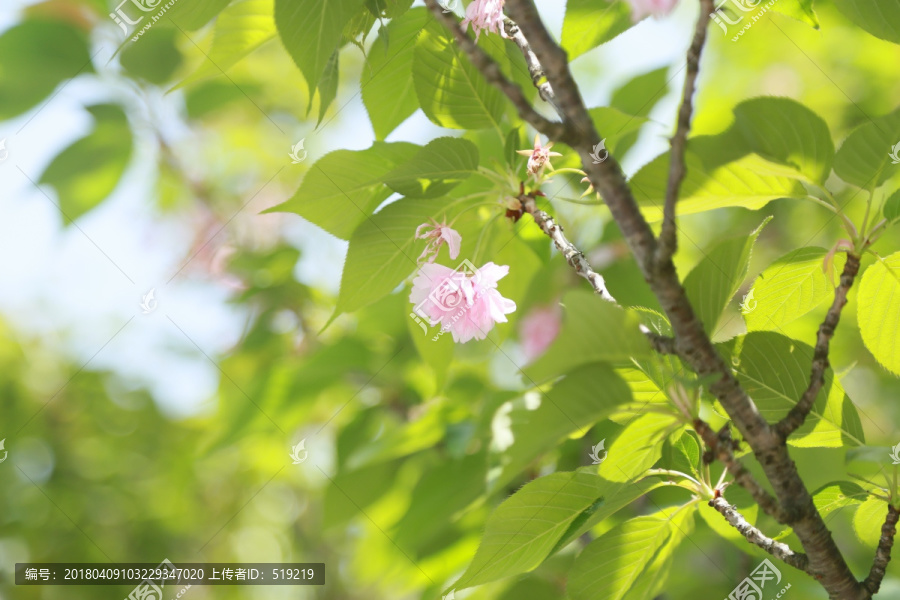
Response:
[626,0,680,21]
[461,0,506,42]
[409,261,516,343]
[519,304,561,362]
[516,134,562,177]
[415,218,462,264]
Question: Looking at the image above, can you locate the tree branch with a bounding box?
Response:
[656,0,715,264]
[437,1,871,596]
[501,17,562,117]
[519,192,616,302]
[775,253,862,440]
[421,0,565,140]
[694,418,789,523]
[863,504,900,596]
[709,496,810,572]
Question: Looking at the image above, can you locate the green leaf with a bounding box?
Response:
[167,0,235,30]
[313,50,340,124]
[393,451,486,552]
[523,290,652,383]
[332,195,482,316]
[683,218,770,337]
[834,107,900,189]
[853,496,888,548]
[39,104,133,223]
[669,430,701,480]
[454,470,611,590]
[746,247,845,332]
[548,475,668,557]
[630,152,805,222]
[489,364,635,491]
[609,67,669,157]
[884,190,900,223]
[175,0,276,90]
[588,107,648,156]
[620,505,696,600]
[413,19,504,130]
[275,0,365,93]
[857,251,900,375]
[771,0,819,29]
[383,137,479,198]
[731,97,834,185]
[568,504,695,600]
[0,20,92,120]
[407,308,455,388]
[732,332,866,447]
[361,8,430,139]
[833,0,900,45]
[597,412,675,482]
[120,27,182,85]
[271,141,419,240]
[366,0,414,18]
[561,0,634,60]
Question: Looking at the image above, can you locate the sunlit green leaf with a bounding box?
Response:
[413,19,504,130]
[683,217,769,337]
[857,251,900,375]
[362,7,430,139]
[275,0,365,93]
[746,247,845,332]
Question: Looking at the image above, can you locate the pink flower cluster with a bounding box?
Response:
[410,221,515,344]
[415,217,462,264]
[461,0,506,41]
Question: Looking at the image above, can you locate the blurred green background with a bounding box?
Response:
[1,0,900,598]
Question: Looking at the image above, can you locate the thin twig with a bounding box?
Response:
[421,0,565,140]
[502,17,562,117]
[775,253,861,439]
[708,497,810,572]
[519,193,616,302]
[694,419,789,524]
[863,504,900,595]
[656,0,715,264]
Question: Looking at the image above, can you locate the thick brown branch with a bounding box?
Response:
[519,193,616,302]
[445,1,867,596]
[644,331,678,355]
[863,504,900,596]
[709,496,810,572]
[421,0,565,139]
[656,0,715,264]
[776,253,861,440]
